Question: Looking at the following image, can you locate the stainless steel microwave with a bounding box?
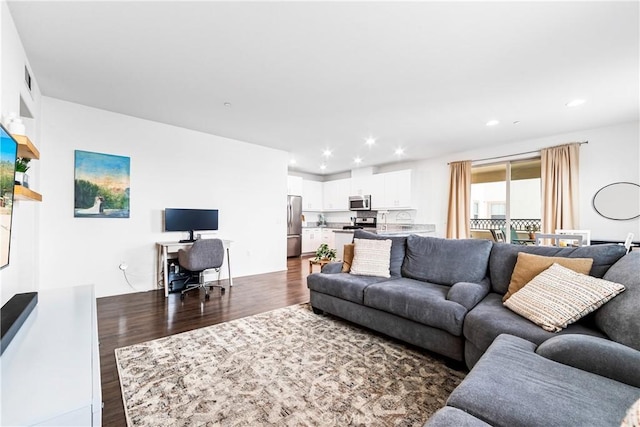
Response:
[349,195,371,211]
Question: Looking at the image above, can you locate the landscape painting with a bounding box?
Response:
[74,150,130,218]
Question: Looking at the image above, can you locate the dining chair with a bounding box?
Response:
[535,233,584,247]
[555,229,591,246]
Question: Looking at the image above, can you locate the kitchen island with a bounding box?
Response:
[333,224,436,259]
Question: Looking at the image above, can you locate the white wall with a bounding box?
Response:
[409,121,640,241]
[0,1,42,305]
[38,98,288,297]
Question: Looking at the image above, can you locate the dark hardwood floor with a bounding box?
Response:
[97,255,315,427]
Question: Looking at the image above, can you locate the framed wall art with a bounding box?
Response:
[74,150,130,218]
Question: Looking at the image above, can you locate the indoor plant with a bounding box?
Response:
[14,157,30,188]
[314,243,337,261]
[526,224,539,239]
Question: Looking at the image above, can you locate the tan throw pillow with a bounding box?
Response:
[350,238,392,278]
[504,263,625,332]
[342,244,355,272]
[503,252,594,302]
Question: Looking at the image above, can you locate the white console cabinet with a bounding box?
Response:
[1,285,102,426]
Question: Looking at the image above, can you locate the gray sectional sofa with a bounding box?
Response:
[306,230,640,426]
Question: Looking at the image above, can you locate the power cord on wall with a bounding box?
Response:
[119,263,137,291]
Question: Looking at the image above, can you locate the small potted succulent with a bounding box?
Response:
[526,224,539,239]
[14,157,30,188]
[314,243,337,261]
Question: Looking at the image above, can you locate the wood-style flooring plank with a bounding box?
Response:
[98,255,314,427]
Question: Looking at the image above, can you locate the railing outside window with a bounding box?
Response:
[470,218,541,232]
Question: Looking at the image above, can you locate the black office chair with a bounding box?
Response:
[177,238,225,300]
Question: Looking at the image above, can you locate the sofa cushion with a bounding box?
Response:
[536,335,640,388]
[350,238,392,278]
[503,252,593,301]
[354,229,407,277]
[364,277,468,336]
[447,334,640,427]
[595,251,640,351]
[424,407,491,427]
[463,293,606,360]
[401,236,492,286]
[489,243,627,295]
[307,272,392,304]
[504,263,625,332]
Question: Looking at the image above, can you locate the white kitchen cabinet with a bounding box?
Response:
[323,178,351,211]
[302,179,323,211]
[321,228,336,249]
[302,228,321,253]
[382,170,412,208]
[287,175,303,196]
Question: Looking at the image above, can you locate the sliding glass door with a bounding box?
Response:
[470,159,541,243]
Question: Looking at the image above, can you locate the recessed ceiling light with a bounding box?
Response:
[289,158,296,165]
[320,164,327,171]
[566,99,586,107]
[223,102,232,107]
[354,157,362,164]
[322,149,332,157]
[365,137,376,146]
[394,147,405,156]
[486,120,500,126]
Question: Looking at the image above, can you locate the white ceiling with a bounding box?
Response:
[7,1,639,175]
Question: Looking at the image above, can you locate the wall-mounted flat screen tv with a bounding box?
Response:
[164,208,219,243]
[0,125,18,269]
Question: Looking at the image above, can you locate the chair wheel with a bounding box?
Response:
[180,294,185,300]
[221,288,225,294]
[209,286,214,291]
[205,293,210,300]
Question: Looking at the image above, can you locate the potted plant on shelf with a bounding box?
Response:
[526,224,539,239]
[14,157,30,188]
[314,243,337,261]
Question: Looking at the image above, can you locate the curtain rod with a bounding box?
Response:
[448,141,588,165]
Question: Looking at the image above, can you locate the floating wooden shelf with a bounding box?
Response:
[12,134,40,160]
[14,185,42,202]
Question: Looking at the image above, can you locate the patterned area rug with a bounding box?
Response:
[115,304,465,426]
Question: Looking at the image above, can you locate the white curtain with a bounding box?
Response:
[541,143,580,233]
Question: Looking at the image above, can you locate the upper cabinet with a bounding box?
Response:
[323,179,350,211]
[381,170,412,209]
[12,134,42,202]
[302,180,323,211]
[287,175,303,196]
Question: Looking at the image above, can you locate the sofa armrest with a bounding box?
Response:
[320,262,344,274]
[446,278,490,310]
[536,335,640,388]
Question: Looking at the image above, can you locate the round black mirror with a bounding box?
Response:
[592,182,640,220]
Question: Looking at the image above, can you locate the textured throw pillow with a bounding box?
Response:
[504,263,625,332]
[342,244,355,272]
[503,252,593,302]
[350,238,392,278]
[621,398,640,427]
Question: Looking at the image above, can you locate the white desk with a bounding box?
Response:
[156,239,233,297]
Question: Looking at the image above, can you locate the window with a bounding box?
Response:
[470,159,541,242]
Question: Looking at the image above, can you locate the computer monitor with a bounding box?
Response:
[164,208,219,242]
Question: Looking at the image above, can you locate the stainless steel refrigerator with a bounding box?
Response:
[287,195,302,257]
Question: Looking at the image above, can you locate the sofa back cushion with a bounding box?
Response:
[353,229,407,277]
[595,251,640,351]
[489,243,627,295]
[401,235,492,286]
